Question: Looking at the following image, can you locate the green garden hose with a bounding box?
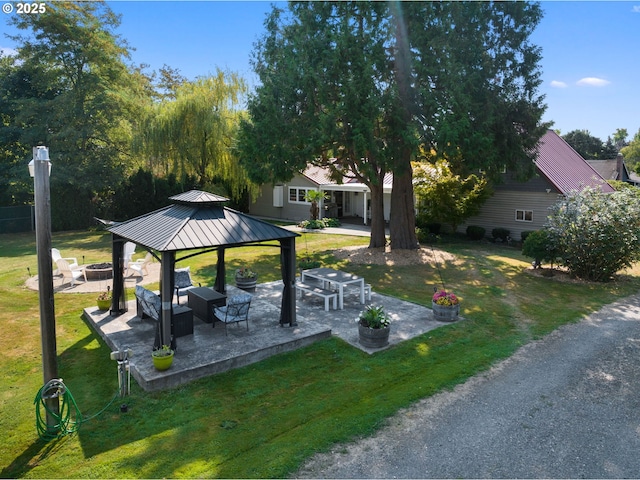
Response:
[34,378,119,441]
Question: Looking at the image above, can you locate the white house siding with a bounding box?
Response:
[463,190,561,241]
[249,176,318,222]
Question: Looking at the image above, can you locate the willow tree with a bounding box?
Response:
[136,71,257,200]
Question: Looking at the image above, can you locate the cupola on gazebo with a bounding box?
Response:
[107,190,299,347]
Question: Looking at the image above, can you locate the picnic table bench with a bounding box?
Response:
[295,281,338,311]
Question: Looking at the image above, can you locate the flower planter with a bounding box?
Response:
[96,299,111,311]
[358,324,390,348]
[432,301,460,322]
[152,350,174,371]
[235,276,257,292]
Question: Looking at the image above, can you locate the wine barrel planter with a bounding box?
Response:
[235,276,257,292]
[358,324,390,348]
[432,302,460,322]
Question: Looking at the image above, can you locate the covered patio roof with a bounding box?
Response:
[107,190,299,347]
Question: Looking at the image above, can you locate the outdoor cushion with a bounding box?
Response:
[135,285,161,321]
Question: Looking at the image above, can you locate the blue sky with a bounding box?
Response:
[2,1,639,142]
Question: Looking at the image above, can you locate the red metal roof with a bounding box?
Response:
[535,130,614,194]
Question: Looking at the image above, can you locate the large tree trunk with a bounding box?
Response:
[368,183,386,248]
[389,167,418,250]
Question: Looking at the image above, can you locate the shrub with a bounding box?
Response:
[522,230,557,268]
[492,227,510,242]
[520,230,534,242]
[466,225,485,240]
[545,186,640,281]
[298,218,340,229]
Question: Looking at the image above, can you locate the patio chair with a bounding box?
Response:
[56,258,87,286]
[51,248,78,276]
[174,266,199,304]
[212,293,252,335]
[128,252,153,278]
[123,242,136,267]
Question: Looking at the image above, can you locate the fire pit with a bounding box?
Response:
[85,263,113,281]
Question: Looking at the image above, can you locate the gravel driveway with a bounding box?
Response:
[295,294,640,479]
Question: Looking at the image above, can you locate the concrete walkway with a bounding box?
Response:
[295,294,640,479]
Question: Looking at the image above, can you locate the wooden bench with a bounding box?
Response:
[295,282,338,311]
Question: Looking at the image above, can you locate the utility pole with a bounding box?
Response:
[29,146,60,436]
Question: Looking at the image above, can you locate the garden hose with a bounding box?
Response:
[34,378,120,441]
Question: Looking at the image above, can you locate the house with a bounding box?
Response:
[249,165,393,224]
[586,154,640,187]
[463,129,615,241]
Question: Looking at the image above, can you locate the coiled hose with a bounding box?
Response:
[34,378,119,441]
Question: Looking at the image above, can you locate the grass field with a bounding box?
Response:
[2,228,640,478]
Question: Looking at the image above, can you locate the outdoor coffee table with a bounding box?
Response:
[187,287,226,323]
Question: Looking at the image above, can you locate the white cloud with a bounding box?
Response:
[550,80,568,88]
[576,77,611,87]
[0,47,18,57]
[632,5,640,13]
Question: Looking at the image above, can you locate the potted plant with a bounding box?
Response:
[151,345,174,371]
[357,305,391,348]
[96,286,112,311]
[432,288,460,322]
[235,267,258,292]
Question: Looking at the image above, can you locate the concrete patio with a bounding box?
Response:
[82,281,459,392]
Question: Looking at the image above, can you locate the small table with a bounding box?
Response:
[301,268,365,309]
[188,287,226,323]
[172,305,194,337]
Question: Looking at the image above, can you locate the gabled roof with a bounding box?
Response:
[109,190,298,252]
[585,159,621,180]
[301,164,393,192]
[535,130,615,194]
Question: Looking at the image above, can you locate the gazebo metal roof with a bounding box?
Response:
[109,190,297,252]
[106,190,299,347]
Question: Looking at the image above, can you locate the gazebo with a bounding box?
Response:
[106,190,299,347]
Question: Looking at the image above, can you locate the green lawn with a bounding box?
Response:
[2,229,640,478]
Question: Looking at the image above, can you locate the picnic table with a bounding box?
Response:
[301,267,365,309]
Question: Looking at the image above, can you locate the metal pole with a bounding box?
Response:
[32,147,60,436]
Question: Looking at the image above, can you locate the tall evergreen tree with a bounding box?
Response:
[239,1,547,250]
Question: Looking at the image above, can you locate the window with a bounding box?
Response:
[288,187,309,204]
[515,209,533,222]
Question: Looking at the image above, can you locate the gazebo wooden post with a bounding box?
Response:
[215,247,226,293]
[111,234,126,315]
[160,251,174,347]
[280,237,297,326]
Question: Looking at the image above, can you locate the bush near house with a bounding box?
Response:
[545,186,640,281]
[492,227,510,242]
[466,225,486,240]
[522,229,557,268]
